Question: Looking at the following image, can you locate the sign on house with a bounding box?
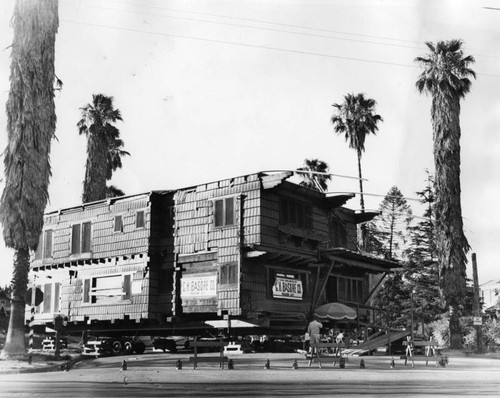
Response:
[272,273,303,300]
[181,274,217,298]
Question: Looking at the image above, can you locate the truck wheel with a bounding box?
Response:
[133,341,146,355]
[123,341,133,354]
[112,340,123,354]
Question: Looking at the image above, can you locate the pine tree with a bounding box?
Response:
[366,186,413,260]
[404,172,443,327]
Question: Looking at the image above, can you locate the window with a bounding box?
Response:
[136,210,145,228]
[279,198,312,229]
[43,283,52,313]
[219,263,238,285]
[334,277,364,303]
[34,229,53,260]
[38,282,61,313]
[330,222,347,247]
[71,222,91,254]
[214,197,235,227]
[53,283,60,313]
[83,274,132,304]
[114,215,123,232]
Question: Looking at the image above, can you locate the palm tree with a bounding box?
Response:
[331,93,383,212]
[77,94,128,203]
[298,158,332,192]
[415,40,475,349]
[0,0,59,357]
[106,185,125,198]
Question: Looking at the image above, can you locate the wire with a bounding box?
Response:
[100,0,500,59]
[61,19,423,70]
[100,0,427,46]
[59,17,500,78]
[65,1,425,52]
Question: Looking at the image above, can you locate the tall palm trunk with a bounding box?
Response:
[432,93,469,349]
[357,150,368,250]
[82,131,108,203]
[0,0,59,357]
[2,249,30,357]
[357,150,365,212]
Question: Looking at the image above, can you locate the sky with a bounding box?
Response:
[0,0,499,287]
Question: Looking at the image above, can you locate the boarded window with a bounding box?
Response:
[53,283,60,313]
[214,197,236,227]
[72,222,91,254]
[114,215,123,232]
[220,263,238,285]
[136,211,145,228]
[43,283,52,313]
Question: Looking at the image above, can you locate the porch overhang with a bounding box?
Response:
[319,247,399,273]
[354,211,381,224]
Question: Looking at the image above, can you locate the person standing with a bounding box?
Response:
[307,318,323,357]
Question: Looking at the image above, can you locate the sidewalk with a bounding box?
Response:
[1,348,499,375]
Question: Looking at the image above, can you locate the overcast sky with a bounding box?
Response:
[0,0,499,287]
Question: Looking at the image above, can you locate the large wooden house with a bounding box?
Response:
[27,171,398,335]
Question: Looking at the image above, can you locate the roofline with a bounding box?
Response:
[44,190,173,216]
[43,169,361,216]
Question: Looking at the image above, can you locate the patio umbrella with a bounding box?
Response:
[314,302,357,321]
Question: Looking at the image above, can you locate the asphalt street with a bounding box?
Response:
[1,352,499,397]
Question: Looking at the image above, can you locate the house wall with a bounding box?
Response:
[173,174,262,316]
[27,193,171,324]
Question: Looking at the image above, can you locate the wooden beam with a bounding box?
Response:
[312,261,335,310]
[365,272,389,304]
[328,255,391,273]
[309,264,321,316]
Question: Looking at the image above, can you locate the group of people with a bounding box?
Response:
[304,318,345,354]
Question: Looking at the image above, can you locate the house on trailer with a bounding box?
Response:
[171,171,399,333]
[26,191,175,332]
[27,171,399,336]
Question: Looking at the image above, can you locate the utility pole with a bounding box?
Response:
[472,253,483,353]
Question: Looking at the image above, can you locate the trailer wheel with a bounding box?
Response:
[123,341,133,354]
[112,340,123,354]
[133,341,146,355]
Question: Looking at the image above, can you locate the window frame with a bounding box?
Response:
[34,229,54,260]
[114,215,124,233]
[82,273,133,305]
[219,262,238,286]
[279,197,313,230]
[71,221,92,255]
[135,210,145,229]
[214,196,236,228]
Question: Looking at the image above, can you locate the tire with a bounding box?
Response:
[123,341,133,354]
[132,341,146,355]
[112,340,123,354]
